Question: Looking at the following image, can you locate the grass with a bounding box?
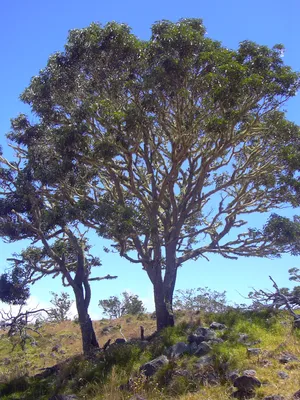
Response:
[0,310,299,399]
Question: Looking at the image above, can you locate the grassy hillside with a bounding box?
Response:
[0,309,299,400]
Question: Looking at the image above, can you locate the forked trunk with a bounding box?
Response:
[75,290,99,355]
[151,243,178,330]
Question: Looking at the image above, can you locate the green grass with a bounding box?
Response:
[0,310,299,399]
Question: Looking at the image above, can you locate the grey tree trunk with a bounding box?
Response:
[74,285,99,355]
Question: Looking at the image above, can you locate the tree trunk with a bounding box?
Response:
[152,244,178,330]
[74,289,99,355]
[153,279,175,330]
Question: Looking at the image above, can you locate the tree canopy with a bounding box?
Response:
[2,19,300,330]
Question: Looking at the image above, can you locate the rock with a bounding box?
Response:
[293,389,300,399]
[243,370,256,377]
[210,322,227,330]
[238,334,249,343]
[3,357,10,365]
[48,395,77,400]
[234,375,261,391]
[140,355,169,377]
[231,390,256,399]
[52,344,61,352]
[194,342,212,356]
[194,355,214,368]
[194,327,217,340]
[31,340,38,346]
[114,338,126,344]
[129,395,147,400]
[277,371,289,379]
[263,396,285,400]
[247,348,261,356]
[167,342,189,358]
[279,352,299,364]
[227,371,239,383]
[39,353,45,358]
[188,334,207,344]
[294,318,300,329]
[207,338,224,344]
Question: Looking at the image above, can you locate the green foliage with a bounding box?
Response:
[48,291,74,322]
[3,17,300,331]
[0,266,30,305]
[99,291,146,319]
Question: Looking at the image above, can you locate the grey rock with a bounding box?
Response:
[279,352,299,364]
[167,342,189,358]
[194,342,212,356]
[129,396,147,400]
[263,396,285,400]
[231,390,256,399]
[140,355,169,377]
[194,327,217,340]
[207,337,224,344]
[247,348,261,356]
[52,344,61,352]
[234,375,261,391]
[39,353,45,358]
[48,395,78,400]
[238,334,249,343]
[294,318,300,329]
[3,358,10,365]
[293,389,300,399]
[195,355,214,368]
[228,371,240,383]
[278,371,289,379]
[210,322,227,330]
[243,370,256,377]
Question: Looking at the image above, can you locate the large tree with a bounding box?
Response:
[0,150,117,354]
[5,19,300,330]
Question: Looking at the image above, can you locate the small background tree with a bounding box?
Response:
[99,291,146,319]
[48,291,74,322]
[174,287,228,314]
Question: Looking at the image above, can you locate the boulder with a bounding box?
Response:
[167,342,190,358]
[279,352,299,364]
[293,390,300,399]
[194,327,217,340]
[277,371,289,379]
[210,322,227,330]
[140,355,169,377]
[247,348,261,356]
[231,390,256,399]
[234,375,261,391]
[194,342,212,356]
[243,370,256,377]
[263,396,285,400]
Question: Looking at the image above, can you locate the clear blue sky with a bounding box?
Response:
[1,0,300,318]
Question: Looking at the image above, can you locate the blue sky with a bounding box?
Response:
[1,0,300,319]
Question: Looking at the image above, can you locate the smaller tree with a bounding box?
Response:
[0,305,49,350]
[122,291,146,315]
[174,287,228,313]
[99,291,146,319]
[99,296,122,319]
[48,291,74,322]
[248,274,300,328]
